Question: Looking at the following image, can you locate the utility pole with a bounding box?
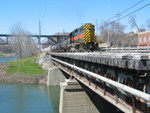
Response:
[107,29,110,47]
[39,21,41,51]
[117,12,120,47]
[95,19,99,35]
[63,29,65,42]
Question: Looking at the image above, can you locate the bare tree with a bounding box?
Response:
[146,19,150,29]
[128,15,139,30]
[0,45,12,53]
[99,21,126,47]
[10,22,39,58]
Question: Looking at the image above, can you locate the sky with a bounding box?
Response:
[0,0,150,35]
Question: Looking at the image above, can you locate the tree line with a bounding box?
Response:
[0,22,39,59]
[97,15,150,47]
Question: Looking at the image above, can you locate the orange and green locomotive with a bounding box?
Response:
[51,23,98,52]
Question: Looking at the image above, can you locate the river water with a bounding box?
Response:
[0,56,60,113]
[0,84,60,113]
[0,56,17,63]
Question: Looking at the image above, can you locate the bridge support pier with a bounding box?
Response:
[47,67,65,86]
[59,79,99,113]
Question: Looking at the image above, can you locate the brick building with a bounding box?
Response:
[138,31,150,47]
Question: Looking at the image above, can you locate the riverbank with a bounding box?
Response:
[0,53,48,84]
[0,53,14,57]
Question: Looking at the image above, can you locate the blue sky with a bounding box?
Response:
[0,0,150,35]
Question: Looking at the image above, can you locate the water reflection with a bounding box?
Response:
[0,84,60,113]
[0,56,17,63]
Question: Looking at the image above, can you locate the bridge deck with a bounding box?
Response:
[51,53,150,113]
[51,52,150,70]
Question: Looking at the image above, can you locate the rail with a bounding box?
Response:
[101,45,150,52]
[51,56,150,105]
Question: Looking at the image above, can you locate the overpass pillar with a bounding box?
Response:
[59,79,99,113]
[47,67,65,86]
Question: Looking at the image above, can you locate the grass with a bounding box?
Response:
[6,55,46,75]
[0,53,6,57]
[0,53,14,57]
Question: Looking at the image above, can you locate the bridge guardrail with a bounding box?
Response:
[101,45,150,52]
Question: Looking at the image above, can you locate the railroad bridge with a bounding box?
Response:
[0,34,68,45]
[48,52,150,113]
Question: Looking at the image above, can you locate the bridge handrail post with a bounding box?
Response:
[131,95,136,113]
[147,102,150,113]
[114,87,119,103]
[129,46,130,51]
[122,46,123,52]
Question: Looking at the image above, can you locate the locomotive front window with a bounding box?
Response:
[80,27,82,32]
[84,28,94,31]
[75,29,78,33]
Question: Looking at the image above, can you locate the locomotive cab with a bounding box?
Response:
[68,23,97,51]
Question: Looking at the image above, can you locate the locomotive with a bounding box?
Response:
[51,23,98,52]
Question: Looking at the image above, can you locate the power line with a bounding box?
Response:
[120,0,144,15]
[113,2,150,23]
[101,2,150,27]
[105,0,145,22]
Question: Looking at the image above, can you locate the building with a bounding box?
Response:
[133,29,145,34]
[138,30,150,47]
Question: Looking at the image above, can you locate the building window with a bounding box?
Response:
[148,36,150,42]
[139,37,142,43]
[143,37,147,43]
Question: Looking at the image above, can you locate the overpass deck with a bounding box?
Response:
[51,52,150,70]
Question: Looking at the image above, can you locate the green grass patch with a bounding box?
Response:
[0,53,6,57]
[6,55,46,75]
[0,53,14,57]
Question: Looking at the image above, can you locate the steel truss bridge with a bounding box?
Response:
[0,34,69,46]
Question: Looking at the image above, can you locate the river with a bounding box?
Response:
[0,84,60,113]
[0,56,60,113]
[0,56,17,63]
